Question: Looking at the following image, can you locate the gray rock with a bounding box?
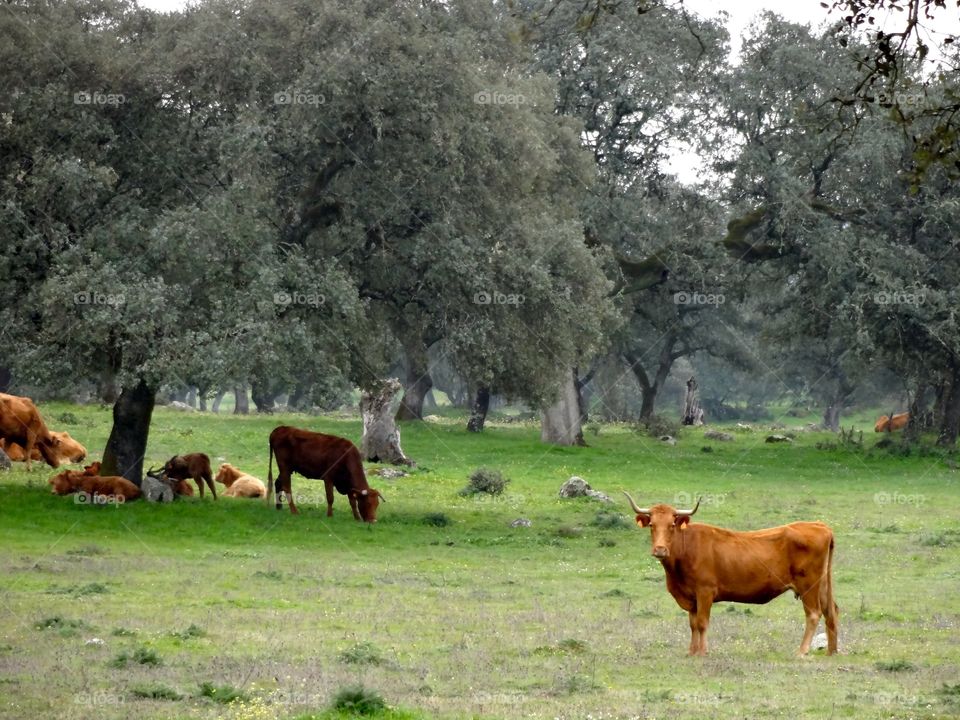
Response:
[142,475,175,502]
[85,637,105,646]
[168,401,195,412]
[704,430,734,441]
[559,476,612,503]
[510,518,532,528]
[811,632,828,650]
[373,467,408,480]
[659,435,677,446]
[765,434,793,443]
[0,447,10,471]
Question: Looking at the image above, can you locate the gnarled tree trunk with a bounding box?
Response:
[251,379,276,414]
[937,363,960,447]
[396,342,433,421]
[233,383,249,415]
[0,366,10,393]
[361,378,414,465]
[101,379,156,485]
[466,386,491,433]
[211,389,226,414]
[541,368,586,446]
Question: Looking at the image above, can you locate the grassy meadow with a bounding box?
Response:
[0,403,958,720]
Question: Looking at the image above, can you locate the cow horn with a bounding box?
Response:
[676,498,701,517]
[622,491,649,515]
[376,490,386,502]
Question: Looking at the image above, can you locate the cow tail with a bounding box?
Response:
[266,440,274,506]
[826,535,838,617]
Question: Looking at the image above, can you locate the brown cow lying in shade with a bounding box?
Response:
[0,431,86,465]
[215,463,267,498]
[49,469,141,502]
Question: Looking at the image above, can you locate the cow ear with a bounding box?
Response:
[635,514,651,528]
[675,515,691,529]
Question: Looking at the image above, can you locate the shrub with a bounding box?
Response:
[636,415,680,439]
[459,467,509,496]
[198,682,246,704]
[55,412,79,425]
[130,683,182,701]
[338,641,385,666]
[591,511,629,529]
[423,512,451,527]
[110,646,161,668]
[331,685,387,715]
[171,623,206,640]
[875,659,915,672]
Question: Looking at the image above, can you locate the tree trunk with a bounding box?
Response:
[937,363,960,446]
[97,366,118,405]
[823,404,842,432]
[904,380,928,442]
[541,368,586,446]
[251,380,276,414]
[211,389,226,414]
[197,385,209,412]
[100,379,156,485]
[233,384,249,415]
[360,378,414,465]
[467,386,491,433]
[396,343,433,421]
[682,376,704,426]
[624,341,674,422]
[185,387,197,409]
[423,390,436,410]
[574,361,599,425]
[0,366,10,393]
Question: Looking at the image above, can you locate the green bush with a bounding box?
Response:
[459,467,509,496]
[331,685,387,715]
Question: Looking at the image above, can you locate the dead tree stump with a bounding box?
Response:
[361,378,415,465]
[681,376,704,426]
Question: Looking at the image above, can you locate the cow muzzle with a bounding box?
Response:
[652,546,669,559]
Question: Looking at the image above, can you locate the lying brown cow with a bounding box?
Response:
[215,463,266,498]
[0,393,61,470]
[49,469,141,502]
[162,453,216,499]
[624,493,838,657]
[875,412,909,433]
[266,425,384,521]
[1,431,86,465]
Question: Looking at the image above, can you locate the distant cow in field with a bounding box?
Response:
[162,453,216,499]
[623,493,838,657]
[874,413,909,433]
[0,431,86,465]
[49,469,141,502]
[0,393,61,470]
[266,425,384,521]
[215,463,267,498]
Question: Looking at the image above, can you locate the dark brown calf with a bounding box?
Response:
[162,453,216,499]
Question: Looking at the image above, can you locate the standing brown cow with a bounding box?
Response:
[624,493,838,657]
[266,426,384,521]
[0,393,61,471]
[161,453,216,499]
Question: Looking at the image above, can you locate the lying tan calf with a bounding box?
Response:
[215,463,267,498]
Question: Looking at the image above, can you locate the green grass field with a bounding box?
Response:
[1,404,958,720]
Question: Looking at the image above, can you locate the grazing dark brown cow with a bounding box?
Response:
[49,469,141,501]
[0,393,61,471]
[266,425,384,521]
[624,493,838,657]
[162,453,216,499]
